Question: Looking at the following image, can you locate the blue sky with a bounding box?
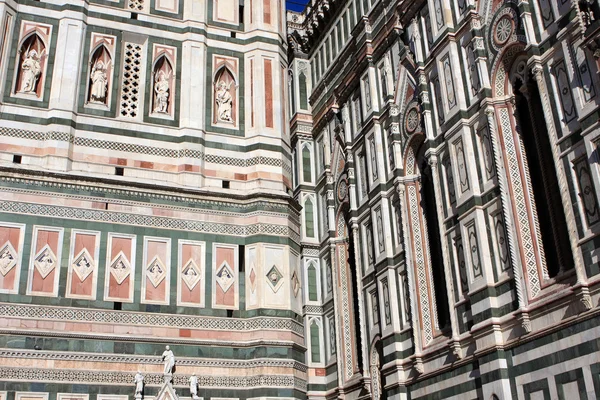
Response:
[286,0,309,12]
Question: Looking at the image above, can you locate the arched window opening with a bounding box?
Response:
[302,144,313,183]
[513,75,574,277]
[152,55,174,115]
[307,263,318,301]
[16,34,46,97]
[346,219,364,373]
[310,320,321,363]
[88,45,112,106]
[304,197,315,238]
[299,71,308,110]
[417,146,451,332]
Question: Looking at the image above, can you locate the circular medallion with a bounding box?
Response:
[337,179,348,201]
[405,108,419,133]
[494,16,513,45]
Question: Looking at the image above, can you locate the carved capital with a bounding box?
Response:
[451,340,463,359]
[519,311,532,334]
[414,356,424,374]
[531,64,544,82]
[577,285,593,311]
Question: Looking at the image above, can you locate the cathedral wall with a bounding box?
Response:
[288,0,600,398]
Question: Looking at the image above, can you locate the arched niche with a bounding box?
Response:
[403,134,451,344]
[151,54,174,116]
[15,33,47,98]
[213,66,237,126]
[87,44,112,106]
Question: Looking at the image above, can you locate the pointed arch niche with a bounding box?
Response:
[212,55,239,128]
[150,45,176,119]
[13,22,52,100]
[403,134,451,347]
[85,33,116,109]
[489,39,576,301]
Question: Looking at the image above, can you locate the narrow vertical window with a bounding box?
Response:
[308,263,318,301]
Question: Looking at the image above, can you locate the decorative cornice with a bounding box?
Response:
[0,303,304,335]
[0,200,300,241]
[0,366,308,390]
[0,349,308,372]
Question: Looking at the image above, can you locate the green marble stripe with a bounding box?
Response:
[523,378,550,400]
[512,338,599,377]
[381,330,412,348]
[382,348,414,365]
[511,314,600,356]
[590,362,600,397]
[411,370,478,400]
[478,348,507,365]
[469,279,514,304]
[0,334,305,361]
[471,302,515,325]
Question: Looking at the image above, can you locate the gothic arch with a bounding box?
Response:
[151,53,174,115]
[402,133,451,345]
[87,44,113,106]
[15,32,47,97]
[213,65,238,125]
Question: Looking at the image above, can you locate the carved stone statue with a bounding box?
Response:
[134,371,144,398]
[215,80,233,123]
[153,70,170,113]
[19,49,42,94]
[90,60,108,104]
[189,373,198,399]
[162,345,175,377]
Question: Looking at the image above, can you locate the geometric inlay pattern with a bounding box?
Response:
[337,245,354,380]
[109,251,131,284]
[71,248,95,281]
[499,108,542,297]
[266,265,283,293]
[34,244,57,279]
[408,184,434,344]
[216,261,234,293]
[291,269,300,297]
[249,264,257,293]
[0,241,17,276]
[0,303,304,334]
[0,366,307,389]
[146,256,166,288]
[0,201,295,241]
[181,259,201,290]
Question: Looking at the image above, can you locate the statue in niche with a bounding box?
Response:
[89,60,108,104]
[162,345,175,378]
[19,49,43,94]
[215,80,233,123]
[134,371,144,398]
[153,70,170,113]
[189,373,199,399]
